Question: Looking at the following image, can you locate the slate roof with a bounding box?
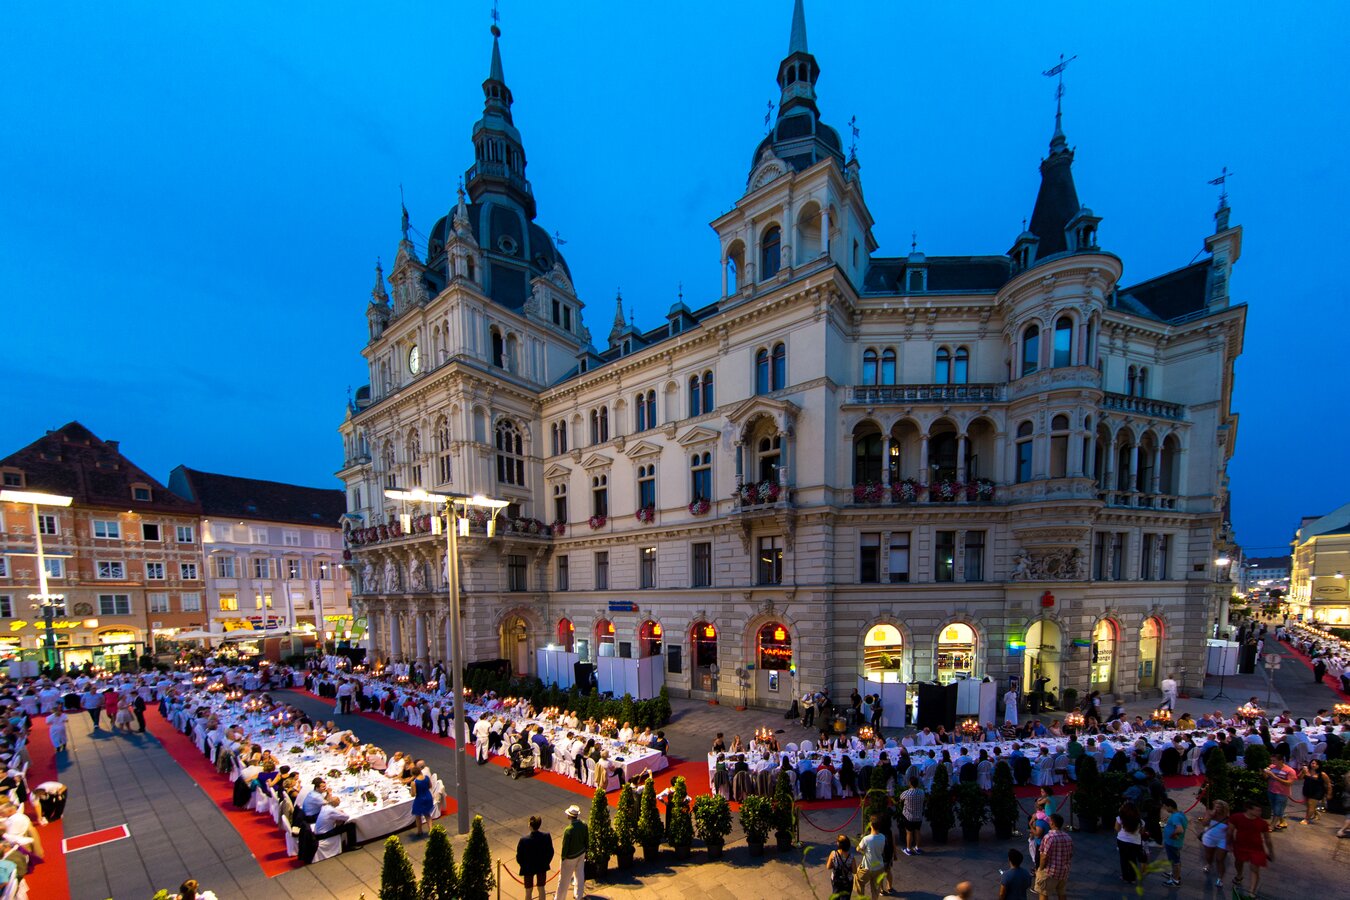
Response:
[1114,260,1210,323]
[1028,147,1080,259]
[863,256,1012,294]
[0,421,199,514]
[167,466,344,527]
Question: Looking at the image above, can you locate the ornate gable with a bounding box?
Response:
[581,453,613,471]
[676,425,721,448]
[622,440,663,460]
[543,463,572,480]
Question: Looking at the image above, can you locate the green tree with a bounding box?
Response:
[587,784,617,869]
[636,779,664,852]
[666,777,693,849]
[613,781,638,857]
[1202,749,1231,809]
[773,770,796,843]
[1073,753,1101,826]
[379,836,419,900]
[926,765,955,836]
[989,761,1018,835]
[418,825,458,900]
[457,814,495,900]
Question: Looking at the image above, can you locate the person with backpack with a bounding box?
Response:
[826,834,856,898]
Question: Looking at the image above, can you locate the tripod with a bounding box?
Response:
[1210,645,1233,701]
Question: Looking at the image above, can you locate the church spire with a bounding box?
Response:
[371,260,388,304]
[464,17,536,218]
[775,0,820,117]
[1025,54,1083,261]
[788,0,808,55]
[608,290,628,345]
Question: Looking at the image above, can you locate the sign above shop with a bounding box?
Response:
[9,619,99,632]
[608,601,639,613]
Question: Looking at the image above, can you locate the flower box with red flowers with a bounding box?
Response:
[587,514,607,530]
[966,478,996,502]
[853,481,887,504]
[891,479,921,503]
[736,480,781,506]
[929,480,962,502]
[687,498,711,516]
[551,520,567,536]
[635,505,656,524]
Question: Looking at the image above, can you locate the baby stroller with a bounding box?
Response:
[506,737,537,780]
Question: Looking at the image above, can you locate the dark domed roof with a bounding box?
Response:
[426,198,570,311]
[750,108,844,179]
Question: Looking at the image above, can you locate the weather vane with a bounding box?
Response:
[677,281,683,303]
[1042,53,1077,129]
[1208,166,1234,207]
[491,0,500,32]
[911,231,918,253]
[553,230,567,247]
[849,115,859,160]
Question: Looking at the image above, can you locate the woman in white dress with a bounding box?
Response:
[47,709,70,752]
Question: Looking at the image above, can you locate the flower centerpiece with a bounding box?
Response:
[347,758,370,774]
[892,478,921,503]
[588,514,607,530]
[635,505,655,524]
[853,481,887,504]
[1236,702,1264,721]
[687,497,711,516]
[289,745,303,754]
[362,790,378,804]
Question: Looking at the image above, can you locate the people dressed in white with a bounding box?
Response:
[1003,688,1019,726]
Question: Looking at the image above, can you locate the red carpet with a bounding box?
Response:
[23,714,70,899]
[1280,638,1350,701]
[141,709,303,877]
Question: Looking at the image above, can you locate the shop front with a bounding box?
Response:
[935,623,977,683]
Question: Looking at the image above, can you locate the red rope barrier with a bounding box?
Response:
[798,804,861,833]
[498,860,560,886]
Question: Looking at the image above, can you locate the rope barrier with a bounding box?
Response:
[798,804,861,833]
[497,858,561,889]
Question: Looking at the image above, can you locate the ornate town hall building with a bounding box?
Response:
[338,2,1246,709]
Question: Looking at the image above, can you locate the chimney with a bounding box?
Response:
[106,440,119,452]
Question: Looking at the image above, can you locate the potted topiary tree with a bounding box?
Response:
[418,825,458,900]
[380,835,419,900]
[739,794,772,857]
[927,765,954,844]
[587,785,617,878]
[666,776,694,860]
[954,781,987,842]
[1073,754,1101,832]
[989,761,1018,839]
[692,793,732,861]
[771,770,796,851]
[1202,749,1231,809]
[613,783,638,868]
[636,779,664,863]
[456,815,495,900]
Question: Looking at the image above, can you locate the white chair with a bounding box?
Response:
[430,777,446,819]
[785,743,799,754]
[815,767,833,800]
[582,757,596,787]
[976,760,994,791]
[280,814,299,857]
[268,793,281,824]
[313,832,343,862]
[800,740,815,753]
[1033,757,1056,786]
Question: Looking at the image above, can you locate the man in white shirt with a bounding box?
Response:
[473,716,493,763]
[315,796,355,851]
[1160,675,1178,709]
[1003,687,1019,726]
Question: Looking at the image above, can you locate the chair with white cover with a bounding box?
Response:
[313,832,343,862]
[431,776,446,819]
[800,740,815,753]
[785,743,799,754]
[815,766,833,800]
[976,759,994,791]
[582,757,596,787]
[280,813,299,857]
[1033,757,1057,787]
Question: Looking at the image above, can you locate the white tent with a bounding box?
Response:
[170,630,218,642]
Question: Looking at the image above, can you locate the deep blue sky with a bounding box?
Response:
[2,2,1345,555]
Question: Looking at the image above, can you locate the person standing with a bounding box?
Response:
[409,761,435,835]
[1003,685,1019,727]
[1114,802,1146,885]
[1034,813,1072,900]
[898,776,925,856]
[801,689,816,727]
[516,815,555,900]
[555,804,587,900]
[48,708,70,752]
[1299,759,1330,824]
[80,687,102,729]
[132,693,147,733]
[943,883,974,900]
[855,817,887,900]
[826,835,855,899]
[1160,674,1178,710]
[1265,753,1297,830]
[1160,797,1187,886]
[1228,801,1274,897]
[1199,800,1231,888]
[998,848,1033,900]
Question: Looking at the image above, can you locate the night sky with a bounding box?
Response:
[2,1,1345,556]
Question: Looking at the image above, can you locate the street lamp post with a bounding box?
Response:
[386,488,508,835]
[1,489,75,673]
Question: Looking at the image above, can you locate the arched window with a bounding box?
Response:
[760,225,781,280]
[381,440,397,489]
[880,349,897,385]
[637,463,656,509]
[692,622,718,673]
[863,624,905,683]
[1127,366,1137,397]
[596,618,615,654]
[953,347,969,384]
[690,451,712,502]
[1049,414,1070,479]
[862,349,878,385]
[1053,315,1074,368]
[591,474,608,517]
[639,620,662,658]
[557,618,574,653]
[550,419,568,456]
[853,429,882,484]
[771,342,786,390]
[495,420,524,486]
[407,429,423,487]
[635,393,648,431]
[757,435,782,483]
[589,407,609,444]
[726,255,739,294]
[552,482,568,524]
[755,348,770,395]
[491,329,505,368]
[935,622,977,683]
[688,375,702,417]
[1138,367,1148,398]
[1015,420,1034,483]
[701,370,714,412]
[935,347,951,384]
[644,390,657,430]
[757,622,792,669]
[435,418,452,484]
[1021,325,1040,376]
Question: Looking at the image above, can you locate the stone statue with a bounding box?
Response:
[1011,551,1033,581]
[411,562,428,593]
[382,560,401,593]
[361,562,375,594]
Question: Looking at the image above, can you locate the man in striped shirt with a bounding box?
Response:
[1034,813,1072,900]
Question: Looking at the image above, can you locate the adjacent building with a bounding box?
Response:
[338,2,1246,706]
[166,467,352,636]
[0,422,205,667]
[1289,504,1350,624]
[1239,554,1290,595]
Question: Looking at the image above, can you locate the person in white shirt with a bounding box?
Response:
[314,796,354,851]
[617,722,635,743]
[1003,688,1020,726]
[1160,675,1179,710]
[473,716,493,763]
[0,801,33,847]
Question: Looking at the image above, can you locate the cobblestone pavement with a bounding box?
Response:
[57,654,1349,899]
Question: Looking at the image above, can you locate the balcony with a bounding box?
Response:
[846,383,1007,405]
[1099,491,1181,510]
[732,480,793,513]
[852,478,998,506]
[464,161,533,199]
[1101,392,1185,421]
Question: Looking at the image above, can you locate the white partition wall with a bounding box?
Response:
[857,678,907,728]
[536,649,580,688]
[596,655,665,700]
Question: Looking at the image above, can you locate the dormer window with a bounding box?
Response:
[1,471,22,488]
[132,485,152,502]
[907,269,926,292]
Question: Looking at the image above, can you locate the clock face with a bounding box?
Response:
[407,345,421,374]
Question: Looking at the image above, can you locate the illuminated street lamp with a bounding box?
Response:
[384,488,508,835]
[1,489,74,671]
